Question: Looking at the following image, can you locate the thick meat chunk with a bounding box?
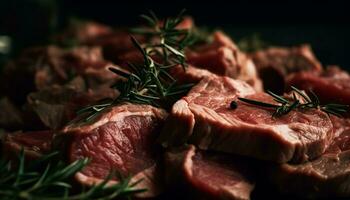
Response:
[251,45,322,93]
[287,66,350,105]
[187,31,262,91]
[27,82,117,130]
[54,21,113,44]
[62,104,167,198]
[169,64,218,84]
[159,76,333,163]
[0,45,118,104]
[2,130,53,160]
[268,117,350,198]
[165,145,255,200]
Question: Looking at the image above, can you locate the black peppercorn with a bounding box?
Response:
[230,101,238,109]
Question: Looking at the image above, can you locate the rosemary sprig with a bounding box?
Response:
[0,150,145,200]
[77,11,196,122]
[238,86,349,117]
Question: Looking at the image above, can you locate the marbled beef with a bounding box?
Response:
[62,104,167,198]
[165,145,255,200]
[159,76,333,163]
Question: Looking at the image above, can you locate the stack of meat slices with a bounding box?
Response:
[158,43,350,199]
[2,18,350,200]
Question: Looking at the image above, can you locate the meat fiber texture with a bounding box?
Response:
[100,25,262,92]
[62,104,168,198]
[159,75,333,164]
[287,66,350,106]
[0,45,120,104]
[186,31,263,92]
[2,130,53,160]
[251,45,322,94]
[165,145,255,200]
[27,77,118,130]
[267,117,350,198]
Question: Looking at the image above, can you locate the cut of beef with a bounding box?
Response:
[2,130,53,160]
[54,21,113,44]
[33,46,117,91]
[0,75,117,132]
[27,77,118,130]
[169,64,218,84]
[251,45,322,94]
[0,96,49,131]
[186,31,240,77]
[83,17,193,65]
[267,117,350,198]
[159,76,333,163]
[0,45,119,104]
[85,31,146,65]
[96,16,193,65]
[62,104,168,198]
[165,145,255,200]
[186,31,262,91]
[287,66,350,105]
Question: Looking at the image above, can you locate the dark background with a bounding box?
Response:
[0,0,349,68]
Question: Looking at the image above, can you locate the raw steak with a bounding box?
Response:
[62,104,168,198]
[187,31,262,91]
[159,76,333,163]
[251,45,322,93]
[267,117,350,198]
[2,130,53,160]
[287,66,350,105]
[165,145,255,200]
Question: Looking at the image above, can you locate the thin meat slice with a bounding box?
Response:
[2,130,53,160]
[251,45,322,94]
[165,145,255,200]
[159,76,333,163]
[287,66,350,105]
[268,117,350,198]
[62,104,168,198]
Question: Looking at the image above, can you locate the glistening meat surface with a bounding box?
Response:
[267,117,350,198]
[165,145,255,200]
[251,45,321,94]
[62,104,168,198]
[159,76,333,163]
[287,66,350,105]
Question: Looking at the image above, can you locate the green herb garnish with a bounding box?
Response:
[238,86,349,117]
[77,10,196,122]
[0,150,144,200]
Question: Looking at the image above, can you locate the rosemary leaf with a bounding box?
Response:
[237,86,349,117]
[238,97,279,108]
